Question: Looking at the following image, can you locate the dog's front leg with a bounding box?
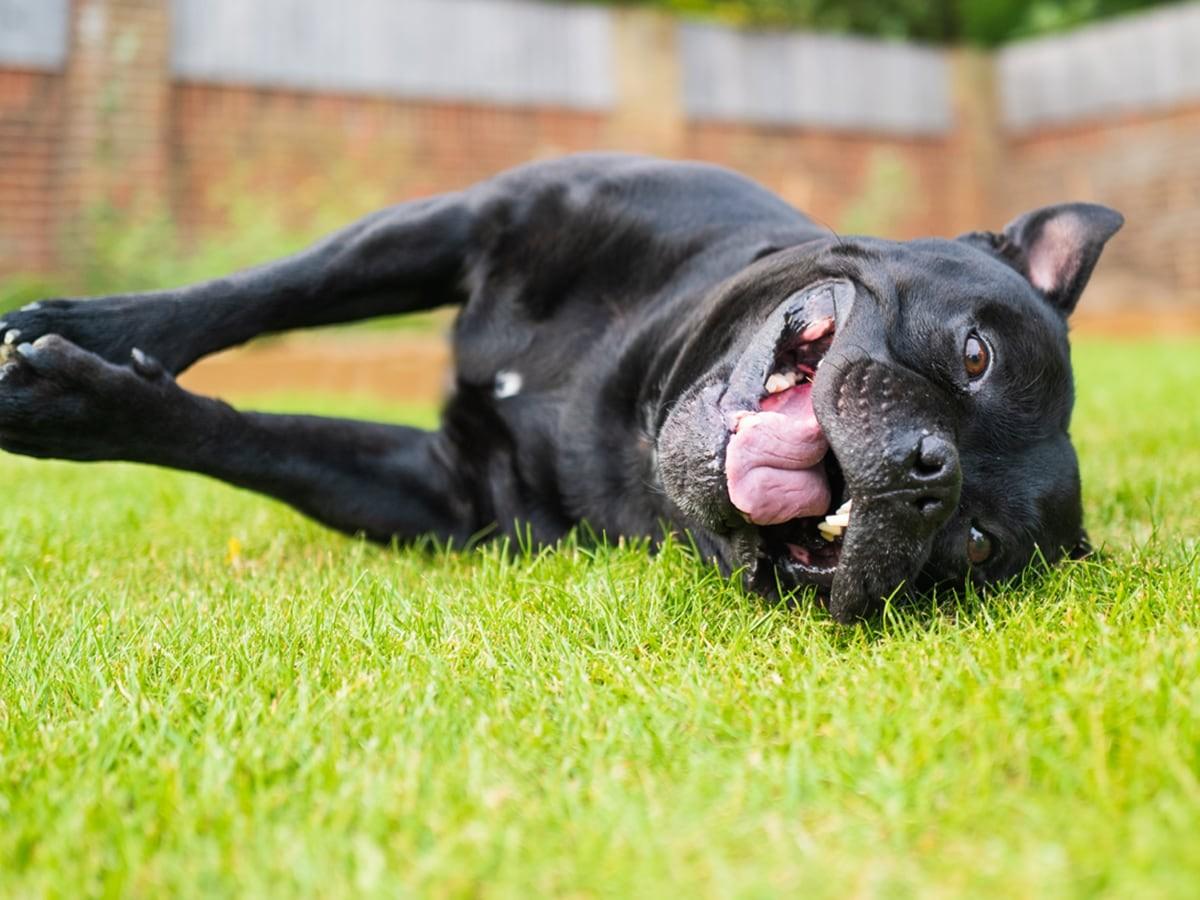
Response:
[0,193,473,377]
[0,336,479,544]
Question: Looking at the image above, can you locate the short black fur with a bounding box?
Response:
[0,154,1122,622]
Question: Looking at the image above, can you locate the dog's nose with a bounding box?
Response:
[905,434,961,526]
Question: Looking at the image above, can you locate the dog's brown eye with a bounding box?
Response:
[963,333,990,379]
[967,525,993,565]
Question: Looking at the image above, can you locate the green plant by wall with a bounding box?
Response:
[577,0,1183,45]
[837,149,916,236]
[0,165,446,333]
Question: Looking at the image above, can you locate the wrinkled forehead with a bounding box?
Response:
[856,239,1077,426]
[835,239,1064,336]
[882,239,1065,323]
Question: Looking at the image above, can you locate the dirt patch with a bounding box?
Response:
[179,334,452,404]
[1071,308,1200,338]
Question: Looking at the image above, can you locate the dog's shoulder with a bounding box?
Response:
[473,152,811,236]
[460,154,822,321]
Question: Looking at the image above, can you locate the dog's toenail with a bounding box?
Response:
[131,347,163,378]
[3,329,20,345]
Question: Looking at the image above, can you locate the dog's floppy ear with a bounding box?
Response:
[961,203,1124,316]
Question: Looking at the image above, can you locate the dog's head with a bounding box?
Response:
[656,203,1122,622]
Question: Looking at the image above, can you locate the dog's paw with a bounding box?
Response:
[1,300,79,356]
[0,296,178,373]
[0,335,171,461]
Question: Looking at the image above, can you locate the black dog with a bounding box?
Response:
[0,154,1121,621]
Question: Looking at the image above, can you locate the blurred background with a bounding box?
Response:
[2,0,1198,402]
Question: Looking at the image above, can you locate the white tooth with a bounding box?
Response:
[824,513,850,528]
[765,372,795,394]
[836,499,853,516]
[818,522,843,541]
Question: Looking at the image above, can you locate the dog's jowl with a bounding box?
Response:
[0,154,1122,621]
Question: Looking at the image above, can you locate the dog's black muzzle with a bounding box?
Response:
[811,286,962,621]
[656,269,967,623]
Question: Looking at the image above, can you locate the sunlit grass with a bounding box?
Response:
[0,338,1197,897]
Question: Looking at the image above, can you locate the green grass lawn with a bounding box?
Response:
[1,338,1198,898]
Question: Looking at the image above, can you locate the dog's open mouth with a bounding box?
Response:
[724,298,848,589]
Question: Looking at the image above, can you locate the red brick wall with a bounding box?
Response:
[166,82,960,242]
[1000,105,1200,308]
[1,0,1199,310]
[684,123,959,239]
[168,84,609,234]
[0,69,64,273]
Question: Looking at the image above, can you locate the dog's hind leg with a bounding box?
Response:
[0,337,483,544]
[0,193,473,377]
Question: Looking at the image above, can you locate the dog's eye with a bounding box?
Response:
[967,525,993,565]
[963,332,990,379]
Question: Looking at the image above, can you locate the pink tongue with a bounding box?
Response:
[725,382,831,526]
